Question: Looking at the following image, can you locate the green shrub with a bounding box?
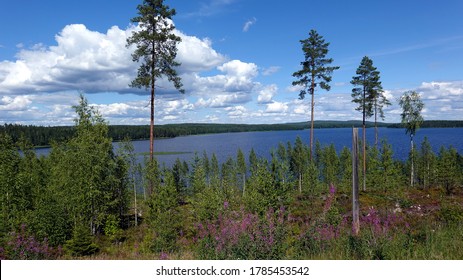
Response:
[64,225,99,257]
[438,204,463,226]
[104,214,123,243]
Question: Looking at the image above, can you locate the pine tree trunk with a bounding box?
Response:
[150,41,155,163]
[410,133,414,187]
[362,123,366,192]
[310,83,315,162]
[362,85,367,191]
[352,128,360,235]
[149,40,155,195]
[150,89,154,163]
[133,175,138,226]
[299,173,302,193]
[242,173,246,197]
[375,106,378,148]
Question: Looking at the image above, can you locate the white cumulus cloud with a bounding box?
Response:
[0,22,266,125]
[257,84,278,104]
[175,31,226,72]
[0,95,32,111]
[265,101,288,114]
[0,23,230,96]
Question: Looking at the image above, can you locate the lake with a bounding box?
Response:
[35,127,463,167]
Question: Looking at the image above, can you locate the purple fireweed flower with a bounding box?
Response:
[360,207,408,237]
[159,252,169,260]
[3,224,59,259]
[329,184,336,195]
[323,184,337,213]
[195,207,287,258]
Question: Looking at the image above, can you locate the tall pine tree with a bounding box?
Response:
[292,30,339,161]
[126,0,184,175]
[351,56,383,191]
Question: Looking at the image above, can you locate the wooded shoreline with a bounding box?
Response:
[2,120,463,147]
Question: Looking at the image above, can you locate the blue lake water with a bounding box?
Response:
[35,127,463,167]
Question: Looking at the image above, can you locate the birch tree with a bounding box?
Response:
[399,90,424,187]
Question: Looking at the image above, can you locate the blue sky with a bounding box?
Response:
[1,0,462,125]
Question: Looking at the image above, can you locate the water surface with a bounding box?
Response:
[35,127,463,167]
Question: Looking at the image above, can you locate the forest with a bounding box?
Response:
[1,120,462,148]
[1,95,462,260]
[1,0,463,261]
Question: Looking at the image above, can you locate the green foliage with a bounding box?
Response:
[146,170,180,252]
[104,214,123,243]
[326,206,342,228]
[248,148,258,176]
[210,153,220,188]
[378,140,402,192]
[190,153,207,195]
[245,159,290,215]
[2,92,463,260]
[417,137,436,188]
[221,157,240,205]
[438,204,463,226]
[29,190,71,246]
[399,91,424,186]
[126,0,183,92]
[351,56,388,127]
[172,158,189,201]
[270,148,292,194]
[117,137,140,226]
[303,161,321,194]
[320,144,340,186]
[290,136,308,192]
[338,147,352,192]
[64,224,99,257]
[399,91,424,138]
[292,29,339,98]
[144,156,161,195]
[192,186,223,223]
[292,29,339,158]
[366,145,381,190]
[236,148,247,193]
[437,146,462,194]
[0,133,21,234]
[48,94,129,236]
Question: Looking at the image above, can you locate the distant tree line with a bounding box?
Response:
[387,120,463,129]
[1,120,462,148]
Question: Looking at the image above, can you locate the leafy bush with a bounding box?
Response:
[438,204,463,226]
[104,214,124,243]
